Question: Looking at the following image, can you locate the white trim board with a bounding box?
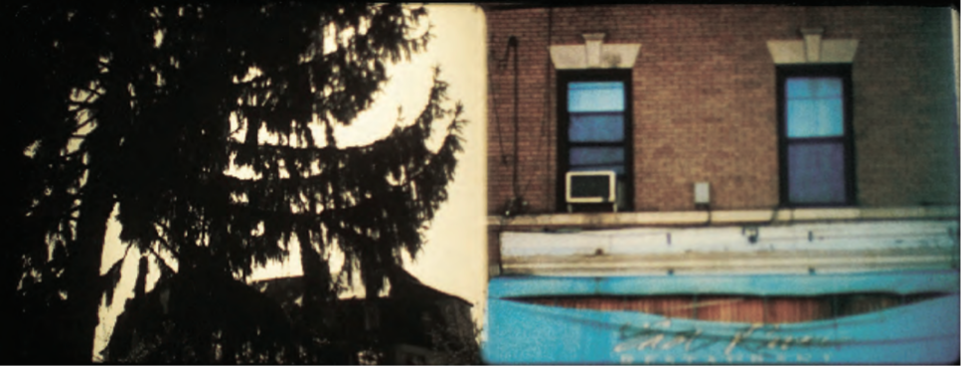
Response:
[488,206,959,227]
[498,220,960,276]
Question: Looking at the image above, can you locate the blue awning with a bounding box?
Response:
[489,270,959,298]
[483,270,960,364]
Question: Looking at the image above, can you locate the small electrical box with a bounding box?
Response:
[694,182,710,205]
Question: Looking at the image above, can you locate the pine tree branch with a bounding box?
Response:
[69,101,99,110]
[74,113,97,132]
[153,222,179,255]
[146,239,178,269]
[72,85,105,101]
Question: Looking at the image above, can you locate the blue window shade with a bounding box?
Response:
[568,82,624,112]
[570,147,624,166]
[787,141,846,203]
[787,99,843,137]
[570,147,625,175]
[787,78,842,99]
[786,78,844,138]
[569,113,624,142]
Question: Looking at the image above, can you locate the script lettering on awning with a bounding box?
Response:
[613,319,837,363]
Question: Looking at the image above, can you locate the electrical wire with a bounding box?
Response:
[487,34,509,166]
[516,7,554,210]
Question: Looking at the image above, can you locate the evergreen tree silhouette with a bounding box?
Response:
[8,3,464,363]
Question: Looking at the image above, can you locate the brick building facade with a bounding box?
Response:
[482,5,959,364]
[486,5,957,216]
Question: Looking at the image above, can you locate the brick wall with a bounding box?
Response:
[485,5,959,215]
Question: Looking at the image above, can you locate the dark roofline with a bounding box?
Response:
[475,1,958,11]
[397,283,475,308]
[252,275,474,308]
[475,2,551,11]
[480,3,687,12]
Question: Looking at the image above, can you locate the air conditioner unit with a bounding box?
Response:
[565,170,617,212]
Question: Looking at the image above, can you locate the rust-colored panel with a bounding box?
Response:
[552,297,578,309]
[526,297,557,308]
[511,294,935,324]
[697,296,765,323]
[839,294,902,317]
[767,297,833,323]
[624,296,655,314]
[590,297,627,312]
[653,296,694,319]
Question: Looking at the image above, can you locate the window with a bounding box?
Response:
[777,64,854,206]
[557,70,633,211]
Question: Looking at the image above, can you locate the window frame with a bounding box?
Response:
[776,64,856,207]
[556,69,634,212]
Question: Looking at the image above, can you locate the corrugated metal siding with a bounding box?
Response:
[515,294,938,324]
[625,296,693,319]
[696,296,766,323]
[767,297,832,323]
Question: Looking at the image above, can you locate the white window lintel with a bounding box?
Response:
[550,32,641,69]
[767,27,858,64]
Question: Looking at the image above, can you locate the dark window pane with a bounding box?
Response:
[570,113,624,142]
[568,82,624,112]
[570,174,612,198]
[787,141,846,204]
[569,164,625,176]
